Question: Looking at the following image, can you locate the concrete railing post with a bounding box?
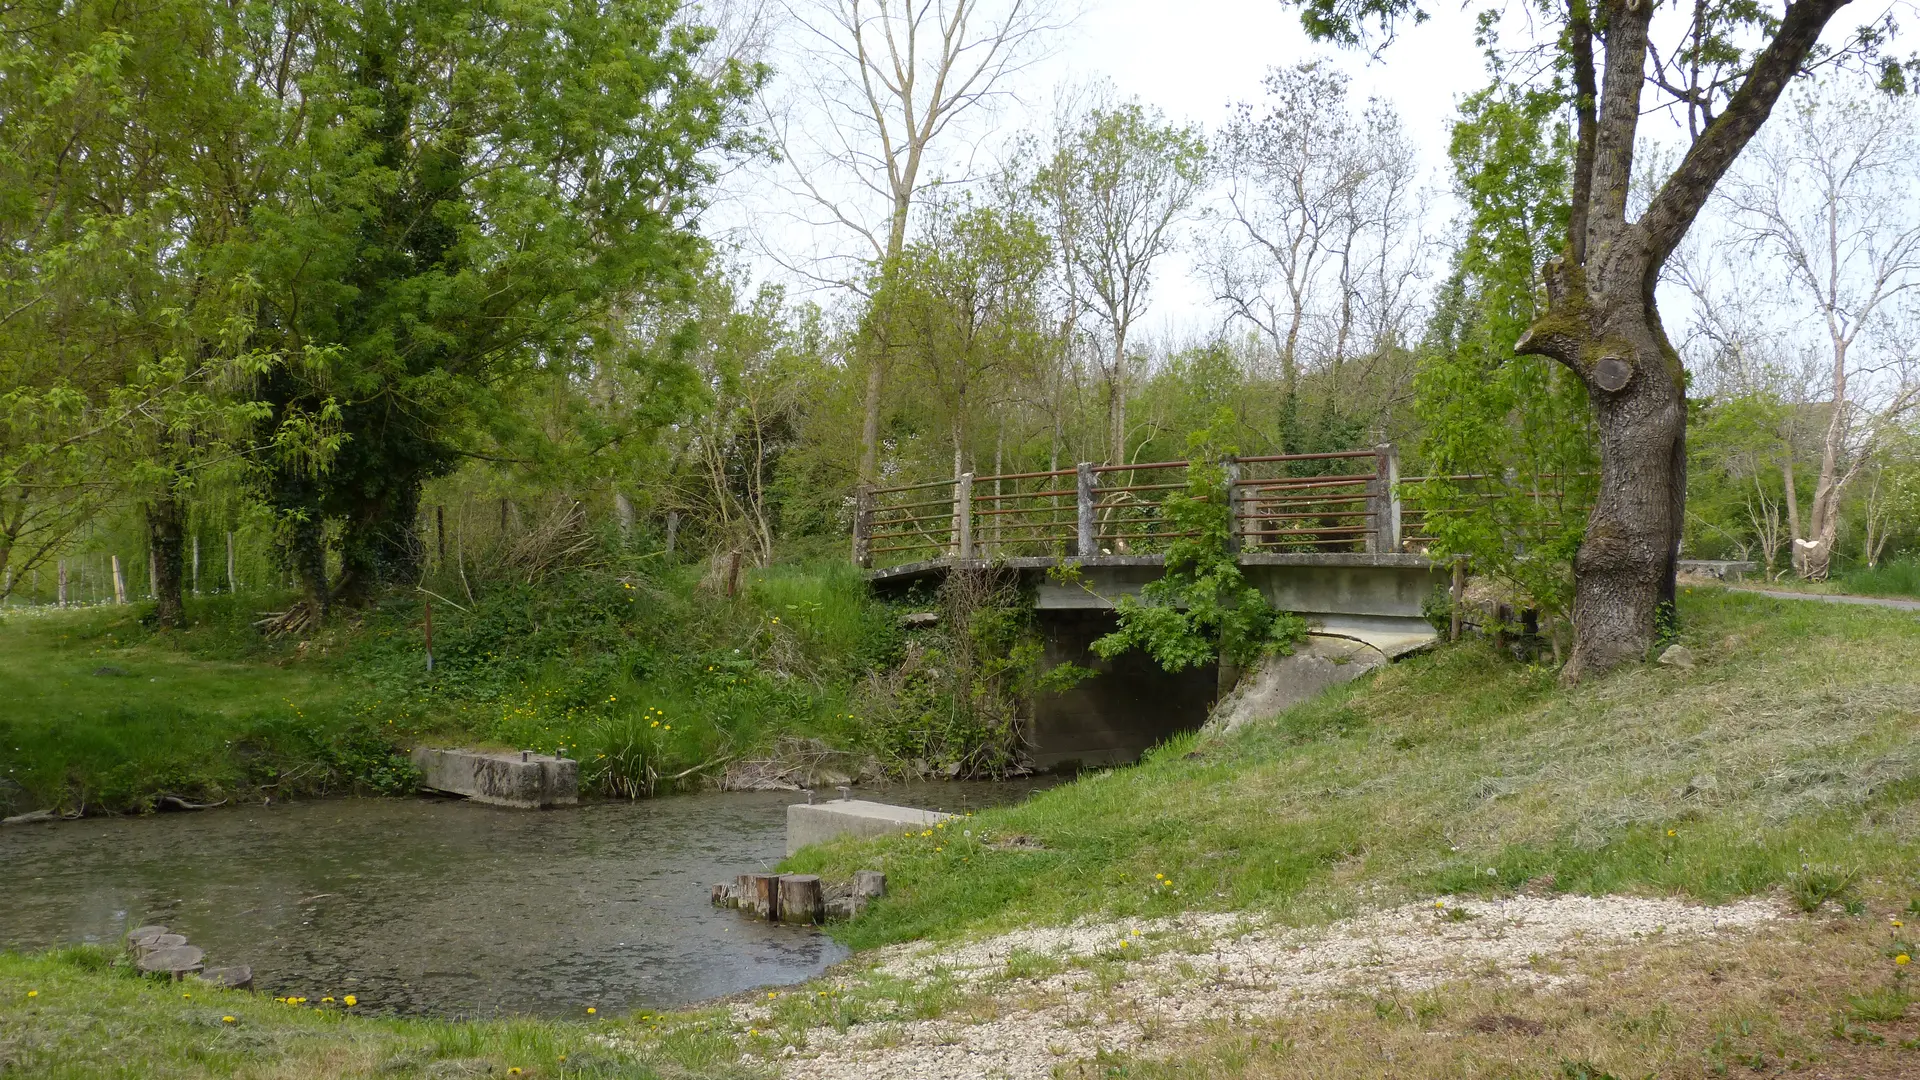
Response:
[1075,462,1097,558]
[954,473,974,561]
[1367,443,1401,554]
[852,484,873,568]
[1223,456,1242,554]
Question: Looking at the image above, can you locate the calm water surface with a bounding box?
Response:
[0,781,1051,1017]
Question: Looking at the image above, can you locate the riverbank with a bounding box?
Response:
[5,587,1918,1076]
[0,559,907,818]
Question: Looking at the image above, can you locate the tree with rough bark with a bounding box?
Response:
[768,0,1063,486]
[1713,81,1920,580]
[1038,98,1206,465]
[1285,0,1899,679]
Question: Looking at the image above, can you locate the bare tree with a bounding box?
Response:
[766,0,1064,485]
[1716,82,1920,579]
[1039,97,1206,465]
[1205,62,1357,401]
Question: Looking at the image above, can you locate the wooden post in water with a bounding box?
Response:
[1076,463,1097,558]
[739,873,780,919]
[777,874,823,924]
[852,485,873,568]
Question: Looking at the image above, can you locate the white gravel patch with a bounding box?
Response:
[748,894,1779,1080]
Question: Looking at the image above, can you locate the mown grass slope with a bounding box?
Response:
[793,587,1920,947]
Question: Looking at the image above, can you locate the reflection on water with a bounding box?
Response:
[0,779,1053,1018]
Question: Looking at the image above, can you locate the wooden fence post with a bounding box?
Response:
[954,473,974,561]
[852,485,873,568]
[1367,443,1401,554]
[1076,463,1097,558]
[1223,456,1242,554]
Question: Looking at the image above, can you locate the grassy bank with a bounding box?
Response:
[0,558,909,817]
[791,587,1920,947]
[5,587,1920,1076]
[0,947,744,1079]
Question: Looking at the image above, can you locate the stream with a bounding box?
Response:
[0,780,1053,1018]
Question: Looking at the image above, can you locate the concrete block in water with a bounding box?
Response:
[411,748,578,809]
[786,799,952,855]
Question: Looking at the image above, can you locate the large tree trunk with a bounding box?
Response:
[1519,246,1686,681]
[145,494,187,630]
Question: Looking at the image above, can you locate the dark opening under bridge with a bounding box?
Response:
[851,446,1525,767]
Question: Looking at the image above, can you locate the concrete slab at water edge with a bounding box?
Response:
[788,799,954,855]
[411,747,579,809]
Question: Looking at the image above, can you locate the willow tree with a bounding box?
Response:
[1288,0,1898,677]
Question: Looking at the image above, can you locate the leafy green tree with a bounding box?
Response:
[1411,85,1596,634]
[241,0,757,608]
[1284,0,1897,678]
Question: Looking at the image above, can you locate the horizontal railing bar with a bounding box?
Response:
[1234,474,1374,489]
[1091,460,1188,474]
[868,543,945,555]
[971,488,1074,502]
[1239,511,1375,522]
[874,496,956,513]
[870,511,957,528]
[1094,530,1200,540]
[1236,526,1371,536]
[974,506,1075,519]
[1235,450,1376,463]
[971,468,1078,483]
[871,477,957,495]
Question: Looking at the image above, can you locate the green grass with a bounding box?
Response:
[0,947,751,1079]
[790,587,1920,948]
[1836,557,1920,600]
[0,558,904,816]
[0,599,378,817]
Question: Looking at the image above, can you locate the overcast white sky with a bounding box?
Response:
[712,0,1911,351]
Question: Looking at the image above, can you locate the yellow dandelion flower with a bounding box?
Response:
[663,724,670,731]
[182,993,191,999]
[586,1006,597,1014]
[508,1069,522,1076]
[222,1015,236,1024]
[343,995,358,1006]
[1898,954,1912,966]
[26,990,38,998]
[1118,940,1129,949]
[1667,829,1676,837]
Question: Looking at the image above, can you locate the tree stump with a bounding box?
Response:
[778,874,823,924]
[852,870,887,899]
[710,882,739,908]
[134,934,188,959]
[740,873,781,920]
[197,965,253,990]
[136,945,205,978]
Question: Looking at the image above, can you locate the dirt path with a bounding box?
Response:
[1726,586,1920,612]
[732,895,1781,1080]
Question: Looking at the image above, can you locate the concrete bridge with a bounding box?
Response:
[855,447,1476,767]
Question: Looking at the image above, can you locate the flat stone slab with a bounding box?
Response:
[411,748,578,809]
[787,799,952,855]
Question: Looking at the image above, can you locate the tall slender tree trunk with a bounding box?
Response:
[858,194,916,485]
[1782,455,1804,575]
[146,494,187,629]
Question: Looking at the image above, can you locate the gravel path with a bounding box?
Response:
[1726,586,1920,612]
[736,895,1780,1080]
